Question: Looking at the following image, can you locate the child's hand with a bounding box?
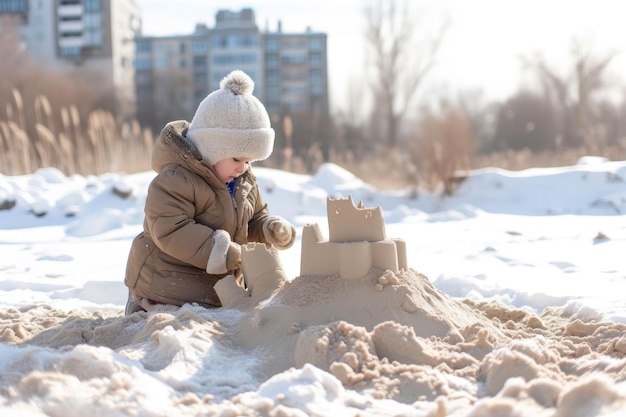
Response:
[263,216,296,249]
[226,242,242,270]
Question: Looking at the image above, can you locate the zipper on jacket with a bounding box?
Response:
[227,179,240,236]
[231,187,239,230]
[231,193,238,210]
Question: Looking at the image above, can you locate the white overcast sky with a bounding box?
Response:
[135,0,626,113]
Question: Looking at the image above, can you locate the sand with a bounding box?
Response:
[2,264,625,415]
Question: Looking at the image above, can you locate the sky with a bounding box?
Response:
[134,0,626,112]
[1,156,626,415]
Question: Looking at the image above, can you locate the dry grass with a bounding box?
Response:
[468,146,626,172]
[0,89,153,176]
[3,89,625,194]
[264,142,626,193]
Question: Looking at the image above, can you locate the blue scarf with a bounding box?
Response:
[227,179,236,197]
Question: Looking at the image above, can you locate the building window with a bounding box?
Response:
[136,41,151,53]
[281,53,306,65]
[309,37,323,50]
[211,34,258,48]
[156,57,167,69]
[193,56,207,71]
[310,69,322,82]
[212,36,227,48]
[135,56,152,69]
[60,46,80,56]
[265,38,279,52]
[84,13,101,28]
[266,54,279,68]
[82,12,101,46]
[84,30,102,45]
[179,42,186,53]
[192,40,207,55]
[235,34,258,47]
[309,53,322,66]
[84,0,101,12]
[212,54,257,65]
[0,0,28,14]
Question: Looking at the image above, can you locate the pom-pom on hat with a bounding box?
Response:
[187,70,275,165]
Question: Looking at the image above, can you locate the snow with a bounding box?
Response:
[1,159,625,416]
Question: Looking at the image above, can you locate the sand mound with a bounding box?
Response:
[223,266,504,377]
[2,268,626,413]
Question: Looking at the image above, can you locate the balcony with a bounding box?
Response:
[58,21,84,32]
[57,5,83,16]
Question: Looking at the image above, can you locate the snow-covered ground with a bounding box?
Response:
[1,157,625,416]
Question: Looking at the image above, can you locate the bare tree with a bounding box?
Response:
[493,91,558,152]
[525,37,618,148]
[334,81,372,160]
[363,0,448,149]
[411,105,475,194]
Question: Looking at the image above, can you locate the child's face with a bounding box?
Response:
[214,157,252,183]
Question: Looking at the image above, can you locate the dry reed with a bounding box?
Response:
[2,90,625,192]
[0,90,153,176]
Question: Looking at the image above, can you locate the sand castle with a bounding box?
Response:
[215,195,408,305]
[301,196,407,279]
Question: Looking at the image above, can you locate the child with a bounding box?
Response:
[124,70,296,315]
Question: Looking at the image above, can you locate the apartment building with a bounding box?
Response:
[135,8,328,131]
[263,24,328,117]
[0,0,141,118]
[134,8,265,130]
[2,3,329,130]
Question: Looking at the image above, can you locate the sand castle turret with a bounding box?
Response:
[300,196,407,279]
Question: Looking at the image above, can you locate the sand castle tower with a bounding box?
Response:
[300,196,407,279]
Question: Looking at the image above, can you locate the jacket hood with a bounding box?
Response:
[151,120,256,188]
[152,120,201,170]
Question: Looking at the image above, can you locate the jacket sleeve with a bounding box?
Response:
[144,166,218,270]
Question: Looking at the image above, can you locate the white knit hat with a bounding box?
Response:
[187,70,275,165]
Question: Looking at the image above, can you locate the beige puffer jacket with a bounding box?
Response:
[124,120,272,307]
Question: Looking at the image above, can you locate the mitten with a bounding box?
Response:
[226,242,242,270]
[262,216,296,249]
[207,229,237,275]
